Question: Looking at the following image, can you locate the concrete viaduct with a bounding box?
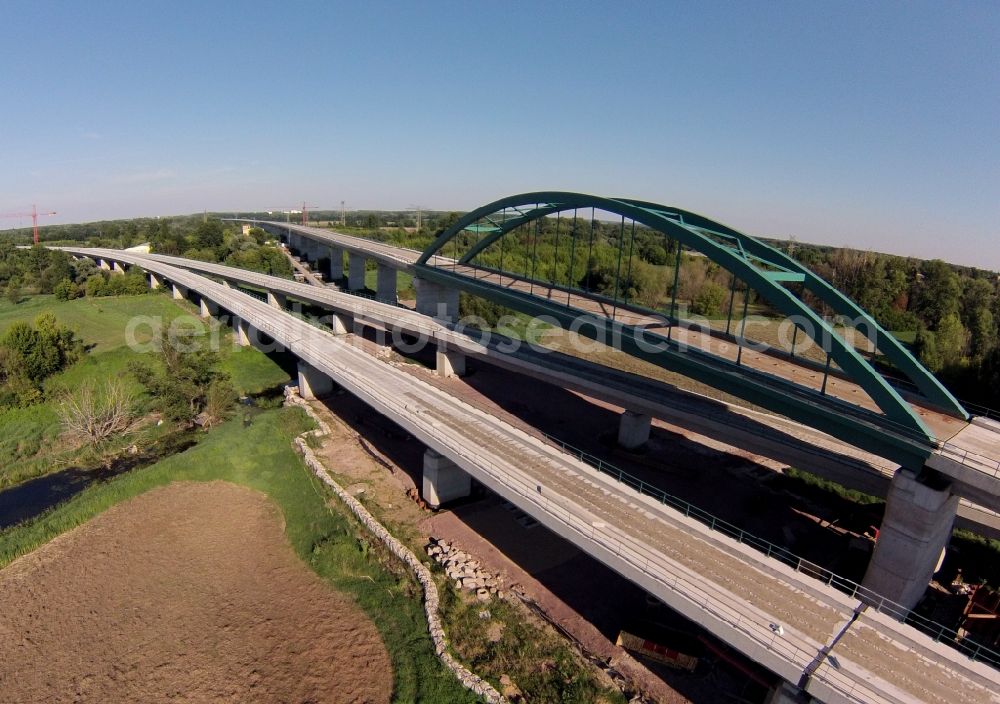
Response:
[60,243,1000,704]
[237,207,1000,614]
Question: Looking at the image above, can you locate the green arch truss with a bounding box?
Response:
[417,192,967,465]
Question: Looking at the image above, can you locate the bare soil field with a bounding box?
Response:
[0,481,392,704]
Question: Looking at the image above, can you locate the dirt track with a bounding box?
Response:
[0,481,392,703]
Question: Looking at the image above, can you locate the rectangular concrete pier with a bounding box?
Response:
[415,277,460,322]
[862,468,958,609]
[348,253,366,291]
[297,361,334,400]
[376,264,397,305]
[422,449,471,508]
[328,246,344,281]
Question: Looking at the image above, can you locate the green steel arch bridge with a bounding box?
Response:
[412,192,969,470]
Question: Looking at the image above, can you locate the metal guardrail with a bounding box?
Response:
[540,432,1000,668]
[884,374,1000,422]
[180,254,1000,484]
[938,442,1000,477]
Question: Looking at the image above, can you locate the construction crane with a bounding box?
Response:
[0,205,57,244]
[300,201,318,225]
[265,203,324,226]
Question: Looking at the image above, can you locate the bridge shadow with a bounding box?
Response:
[450,358,883,582]
[314,385,775,701]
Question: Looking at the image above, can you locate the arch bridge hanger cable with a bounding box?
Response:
[416,192,968,440]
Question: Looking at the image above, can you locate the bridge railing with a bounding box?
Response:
[540,432,1000,668]
[937,442,1000,477]
[293,346,874,693]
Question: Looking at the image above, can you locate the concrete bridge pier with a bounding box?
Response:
[415,277,460,322]
[172,283,187,301]
[148,273,162,290]
[348,253,366,291]
[376,263,397,304]
[288,231,299,252]
[436,342,466,378]
[98,258,111,271]
[297,361,334,400]
[199,298,218,318]
[298,237,314,262]
[112,261,126,274]
[267,291,286,310]
[765,682,807,704]
[328,246,344,281]
[220,279,232,289]
[861,468,958,610]
[327,312,353,335]
[306,239,321,264]
[618,410,652,450]
[233,318,251,347]
[422,449,471,508]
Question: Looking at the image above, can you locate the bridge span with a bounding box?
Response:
[62,246,1000,703]
[235,203,1000,615]
[129,250,1000,541]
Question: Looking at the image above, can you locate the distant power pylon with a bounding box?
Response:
[409,205,423,234]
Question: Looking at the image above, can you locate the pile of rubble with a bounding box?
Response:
[426,538,505,601]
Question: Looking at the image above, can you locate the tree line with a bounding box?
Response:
[0,218,292,303]
[6,209,999,410]
[331,213,1000,410]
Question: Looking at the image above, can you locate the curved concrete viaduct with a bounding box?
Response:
[61,246,1000,703]
[132,250,1000,541]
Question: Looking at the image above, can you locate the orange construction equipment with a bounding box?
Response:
[0,205,57,244]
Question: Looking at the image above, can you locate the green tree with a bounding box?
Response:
[85,273,107,297]
[5,279,20,305]
[935,313,968,368]
[966,305,996,362]
[130,329,236,424]
[53,278,81,301]
[692,282,727,316]
[1,321,60,383]
[193,219,225,252]
[913,326,943,372]
[912,260,961,330]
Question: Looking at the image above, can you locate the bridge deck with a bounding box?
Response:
[134,250,1000,526]
[270,223,977,443]
[64,247,1000,702]
[445,264,974,440]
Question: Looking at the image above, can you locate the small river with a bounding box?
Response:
[0,435,197,531]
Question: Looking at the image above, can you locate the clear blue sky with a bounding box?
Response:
[1,1,997,269]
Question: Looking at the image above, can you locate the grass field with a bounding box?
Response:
[0,294,190,353]
[0,407,475,702]
[0,293,292,488]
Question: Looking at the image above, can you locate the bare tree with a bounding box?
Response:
[58,378,137,446]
